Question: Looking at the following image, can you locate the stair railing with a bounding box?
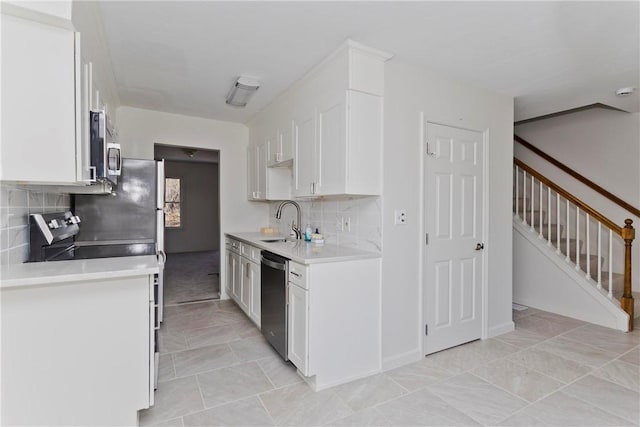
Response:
[514,159,635,331]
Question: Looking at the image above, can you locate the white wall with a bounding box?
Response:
[116,106,269,296]
[381,60,514,368]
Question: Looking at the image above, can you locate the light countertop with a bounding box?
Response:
[225,232,381,264]
[0,255,159,290]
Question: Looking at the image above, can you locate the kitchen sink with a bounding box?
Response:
[261,238,289,243]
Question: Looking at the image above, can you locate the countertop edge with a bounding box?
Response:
[0,256,160,290]
[225,232,382,264]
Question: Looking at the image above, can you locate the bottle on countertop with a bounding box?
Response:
[304,224,312,241]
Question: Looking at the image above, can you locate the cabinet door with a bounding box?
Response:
[278,122,294,163]
[239,260,251,313]
[77,61,93,183]
[287,283,309,375]
[316,93,346,195]
[225,250,234,295]
[256,141,269,200]
[293,111,316,197]
[249,261,261,327]
[231,253,242,302]
[1,14,77,184]
[247,146,258,200]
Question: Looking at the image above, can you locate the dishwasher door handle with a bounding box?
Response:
[261,256,287,270]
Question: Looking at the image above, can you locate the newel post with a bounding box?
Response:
[621,219,635,331]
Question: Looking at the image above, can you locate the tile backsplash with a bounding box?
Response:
[0,183,70,266]
[268,196,382,252]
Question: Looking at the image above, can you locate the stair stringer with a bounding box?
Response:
[513,219,629,331]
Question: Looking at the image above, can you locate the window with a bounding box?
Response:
[164,177,182,228]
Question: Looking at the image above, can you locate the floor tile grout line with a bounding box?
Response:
[256,393,278,426]
[556,329,638,356]
[591,359,640,393]
[559,377,640,425]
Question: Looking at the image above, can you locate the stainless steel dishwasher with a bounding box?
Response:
[260,250,289,360]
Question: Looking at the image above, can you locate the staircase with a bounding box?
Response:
[513,140,638,332]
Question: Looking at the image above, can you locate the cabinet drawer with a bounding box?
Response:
[288,261,309,289]
[250,246,261,264]
[226,238,241,253]
[240,243,251,258]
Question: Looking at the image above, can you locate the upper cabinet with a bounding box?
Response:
[1,11,80,184]
[1,4,117,186]
[247,41,392,200]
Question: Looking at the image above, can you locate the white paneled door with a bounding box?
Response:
[424,123,485,355]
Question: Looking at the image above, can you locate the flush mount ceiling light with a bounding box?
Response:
[226,76,260,107]
[182,148,197,158]
[615,87,636,97]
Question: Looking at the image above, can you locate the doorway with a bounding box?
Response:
[423,122,486,355]
[155,144,221,304]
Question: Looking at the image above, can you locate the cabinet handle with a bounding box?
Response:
[290,271,301,278]
[246,262,251,278]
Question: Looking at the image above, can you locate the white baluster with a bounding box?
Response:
[539,182,543,239]
[530,176,535,232]
[515,166,519,218]
[522,171,527,225]
[547,186,552,246]
[575,207,580,271]
[556,193,561,254]
[597,222,602,289]
[608,230,613,298]
[585,214,590,279]
[566,200,571,262]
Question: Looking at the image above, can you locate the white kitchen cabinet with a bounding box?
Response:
[293,109,317,197]
[227,239,262,328]
[269,121,294,165]
[0,11,81,184]
[295,90,383,197]
[248,261,261,327]
[239,259,251,312]
[247,141,269,201]
[1,274,153,425]
[249,41,390,199]
[247,145,258,200]
[225,249,234,295]
[287,282,309,375]
[231,251,242,302]
[284,258,382,391]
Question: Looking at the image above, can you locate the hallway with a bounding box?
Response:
[164,251,220,304]
[140,301,639,426]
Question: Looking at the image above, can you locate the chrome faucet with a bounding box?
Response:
[275,200,302,239]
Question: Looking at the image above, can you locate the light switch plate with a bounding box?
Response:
[394,210,407,225]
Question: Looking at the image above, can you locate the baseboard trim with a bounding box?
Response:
[303,367,382,391]
[487,321,515,338]
[381,348,423,371]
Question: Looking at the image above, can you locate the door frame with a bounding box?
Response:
[419,117,490,356]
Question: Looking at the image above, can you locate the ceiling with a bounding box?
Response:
[98,1,640,123]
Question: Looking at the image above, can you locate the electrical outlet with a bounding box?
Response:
[344,217,351,232]
[394,210,407,225]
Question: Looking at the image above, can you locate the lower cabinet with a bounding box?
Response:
[225,238,261,328]
[231,252,242,302]
[239,259,251,313]
[1,274,153,425]
[248,261,261,327]
[287,282,309,375]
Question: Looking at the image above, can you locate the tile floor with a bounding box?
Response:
[139,302,640,426]
[164,251,220,304]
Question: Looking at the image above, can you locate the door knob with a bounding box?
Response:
[475,243,485,251]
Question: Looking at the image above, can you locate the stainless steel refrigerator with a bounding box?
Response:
[74,158,166,322]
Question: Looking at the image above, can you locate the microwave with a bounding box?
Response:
[89,110,121,184]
